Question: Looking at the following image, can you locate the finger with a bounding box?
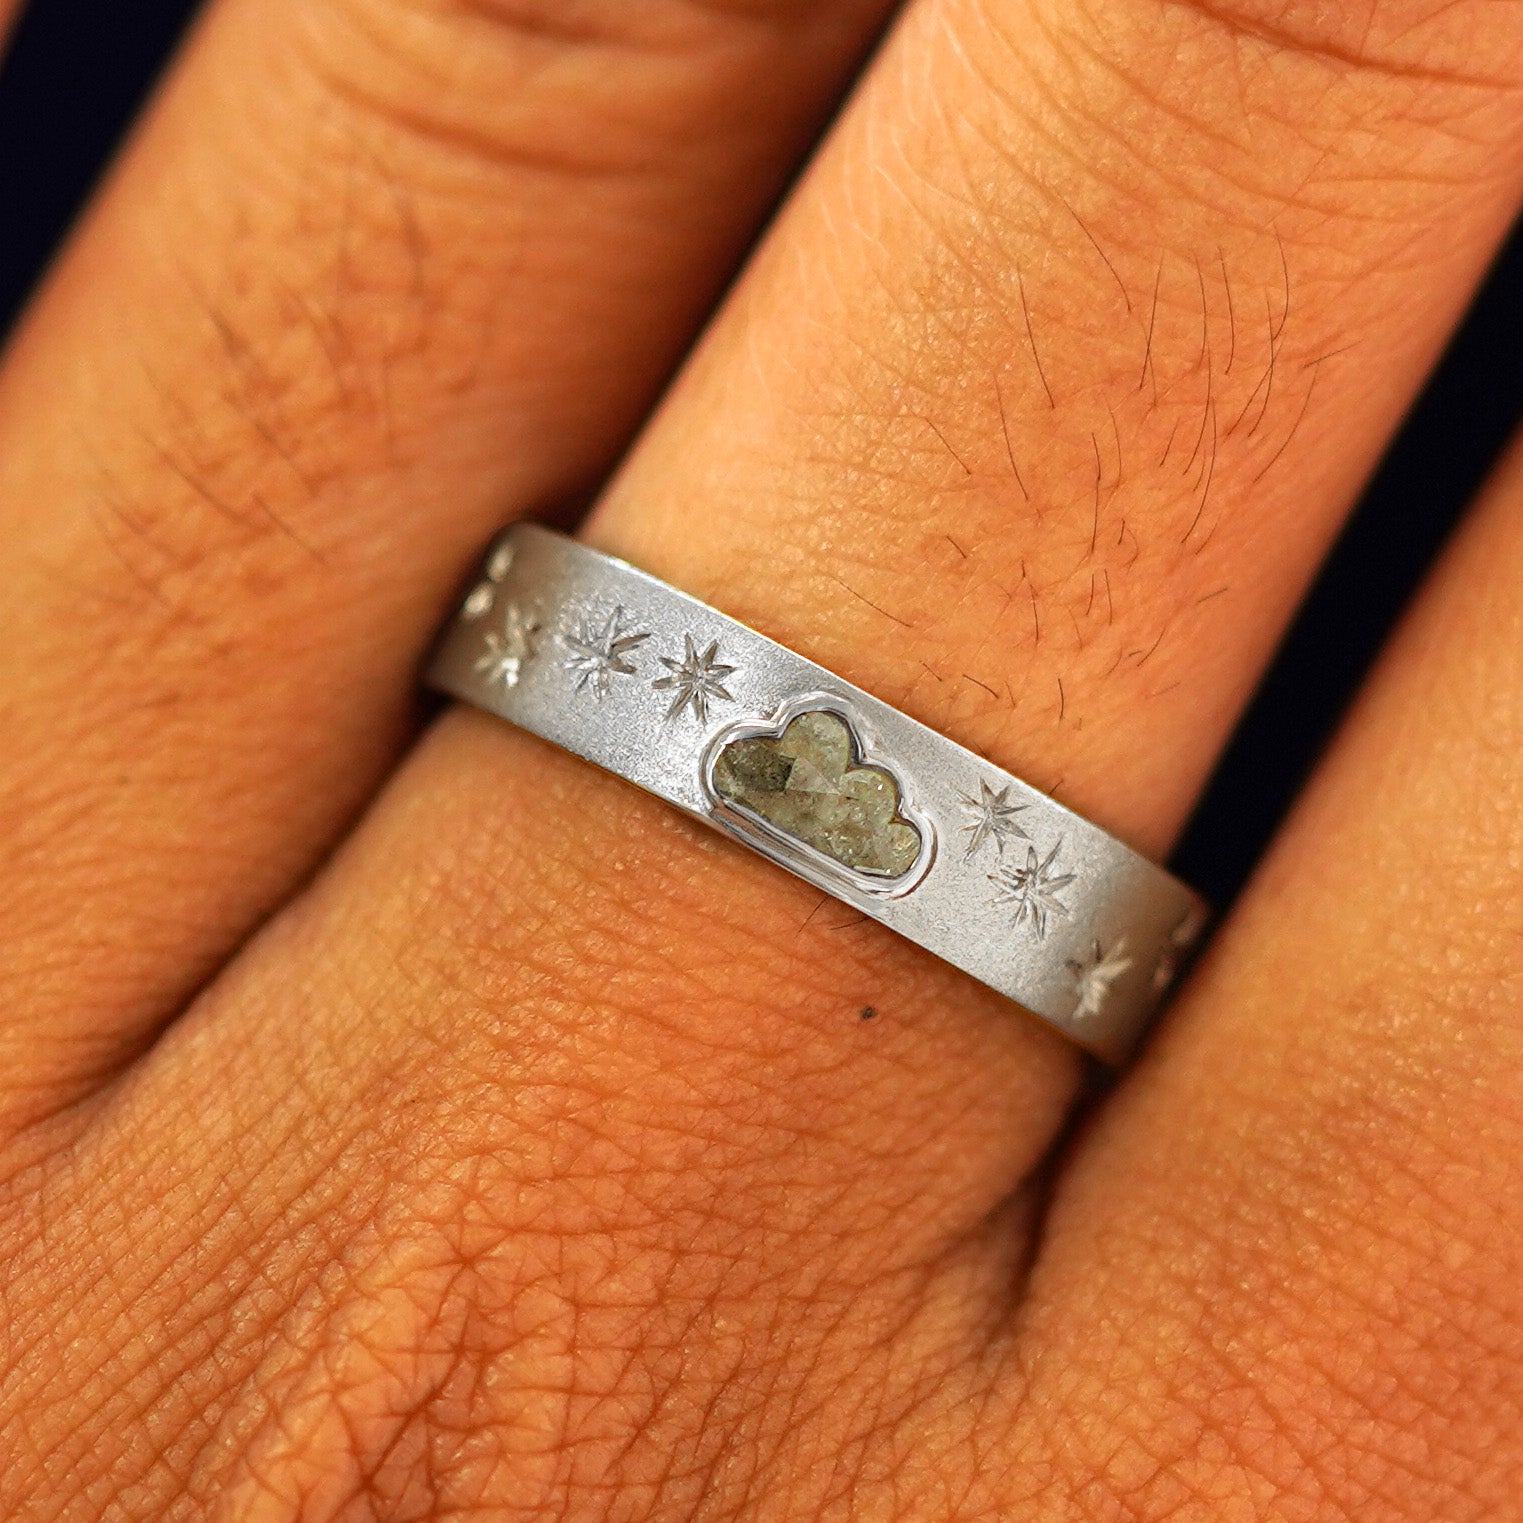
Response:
[44,2,1523,1510]
[21,0,1523,1510]
[0,0,898,1121]
[1002,425,1523,1516]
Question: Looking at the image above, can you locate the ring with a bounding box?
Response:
[428,525,1207,1062]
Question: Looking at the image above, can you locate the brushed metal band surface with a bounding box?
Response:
[428,524,1207,1062]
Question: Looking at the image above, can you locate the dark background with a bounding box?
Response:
[4,0,1520,908]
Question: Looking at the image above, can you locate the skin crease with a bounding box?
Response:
[1,0,1523,1518]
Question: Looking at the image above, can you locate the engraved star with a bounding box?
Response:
[1068,937,1133,1024]
[473,603,539,688]
[988,841,1076,939]
[460,539,515,621]
[653,634,737,722]
[562,604,651,699]
[1152,905,1207,992]
[958,781,1031,860]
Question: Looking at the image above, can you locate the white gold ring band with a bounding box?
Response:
[428,524,1207,1062]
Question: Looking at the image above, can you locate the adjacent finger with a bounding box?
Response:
[0,0,31,52]
[31,0,1523,1510]
[0,0,898,1123]
[1007,445,1523,1511]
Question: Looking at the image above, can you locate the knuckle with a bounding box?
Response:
[69,149,474,638]
[206,1121,888,1521]
[68,0,880,634]
[216,1204,564,1520]
[300,0,828,178]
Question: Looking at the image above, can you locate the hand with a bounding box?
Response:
[3,0,1523,1515]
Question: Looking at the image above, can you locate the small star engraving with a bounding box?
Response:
[460,539,514,621]
[958,781,1031,860]
[562,605,651,699]
[1068,937,1133,1024]
[989,841,1076,939]
[653,635,737,722]
[1152,906,1207,992]
[473,603,539,688]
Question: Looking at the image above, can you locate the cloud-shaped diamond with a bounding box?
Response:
[714,710,921,878]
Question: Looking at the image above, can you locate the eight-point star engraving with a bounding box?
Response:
[653,634,737,722]
[958,781,1030,860]
[461,540,515,621]
[1068,937,1133,1023]
[562,604,651,699]
[473,603,539,689]
[989,841,1076,939]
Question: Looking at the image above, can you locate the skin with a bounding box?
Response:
[1,0,1522,1515]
